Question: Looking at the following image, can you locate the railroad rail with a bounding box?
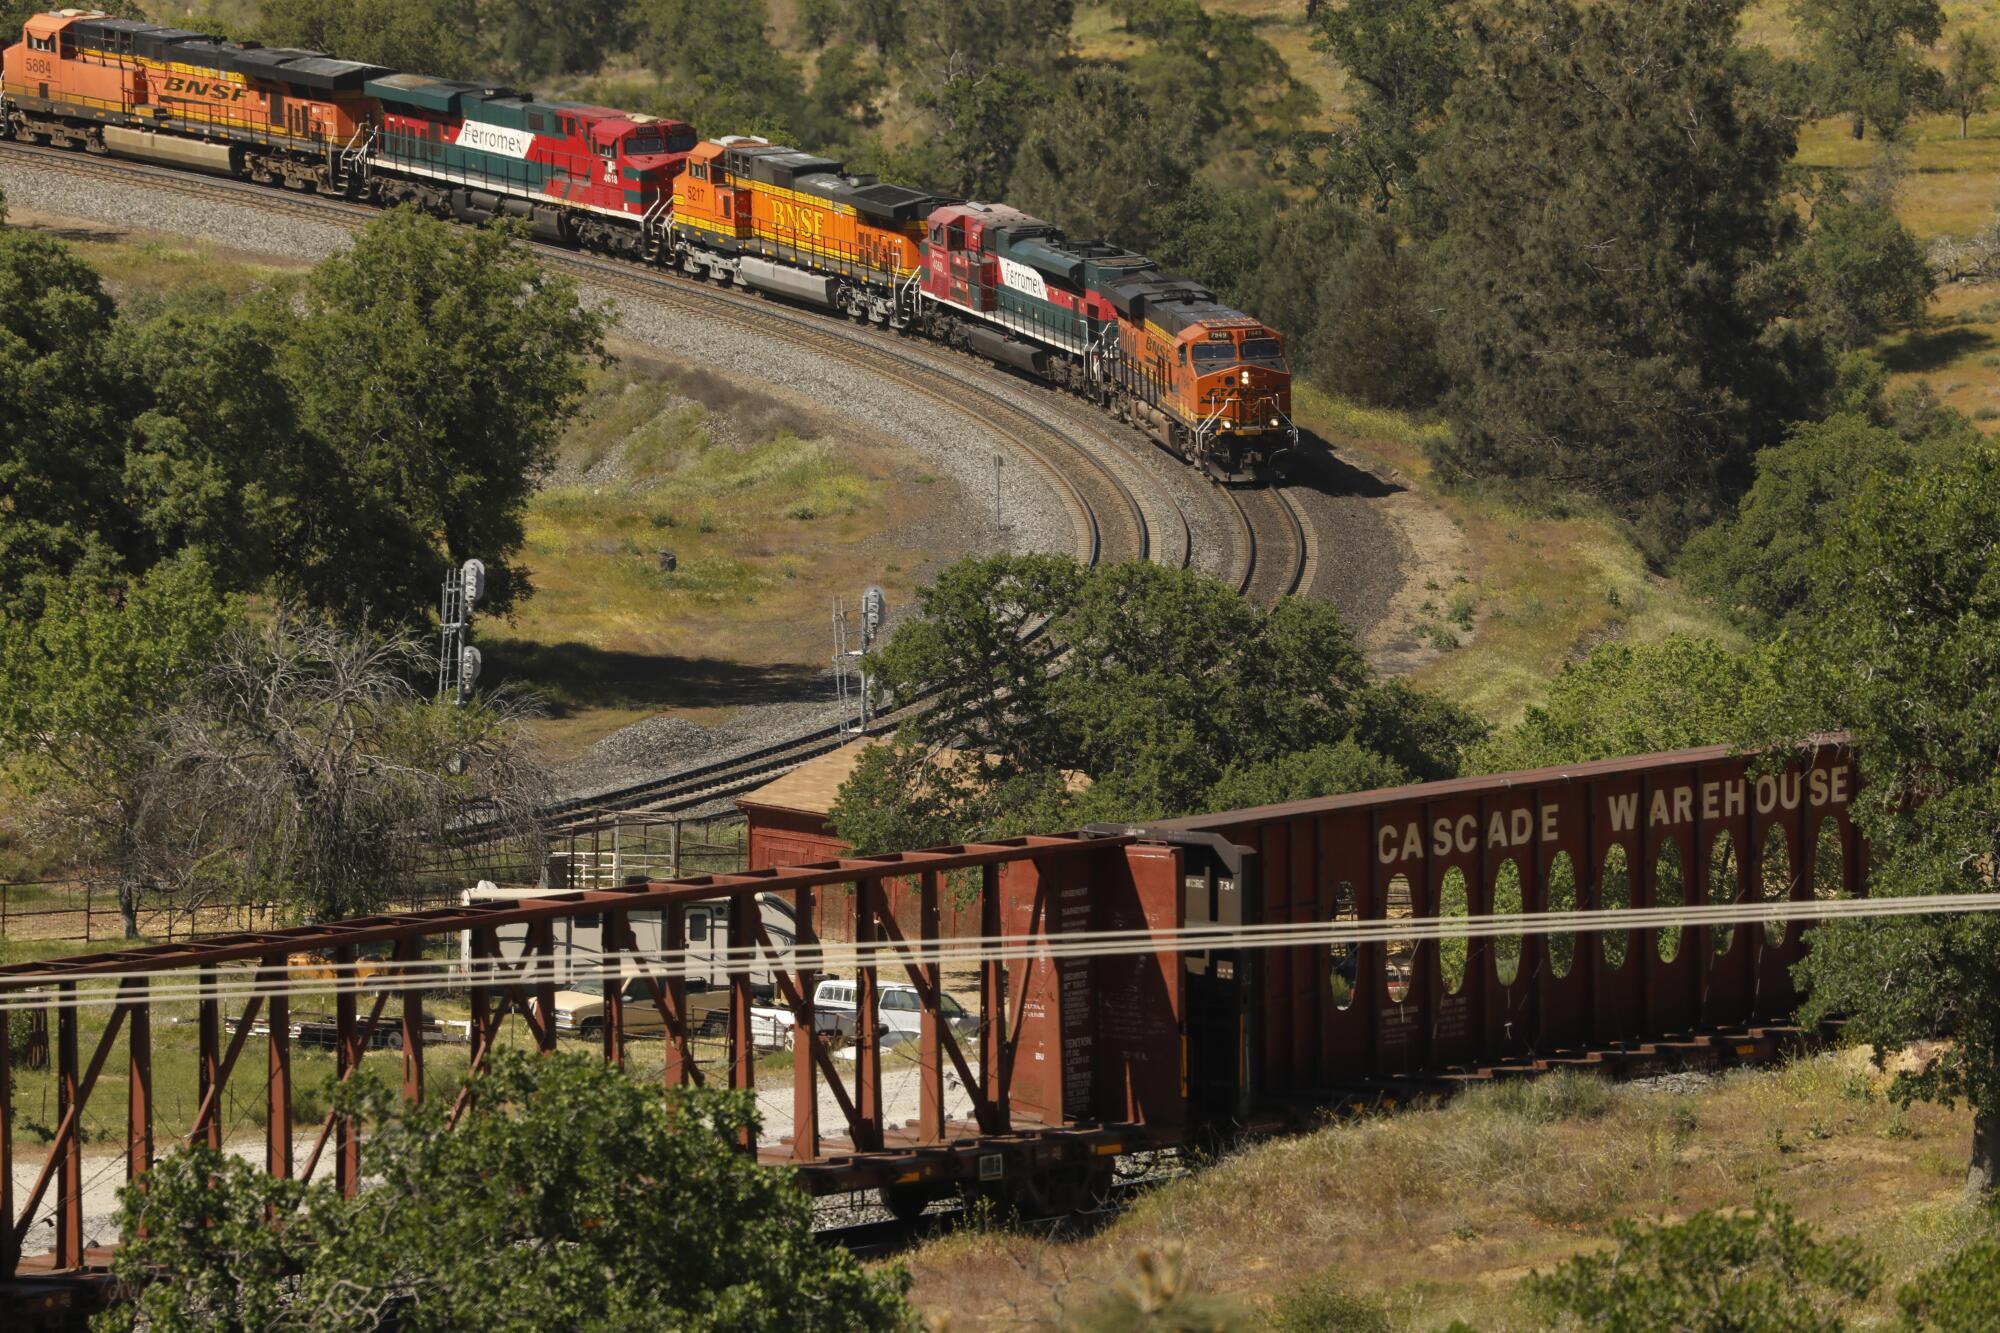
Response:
[0,741,1879,1323]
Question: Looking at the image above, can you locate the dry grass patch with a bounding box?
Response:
[1298,386,1739,727]
[11,213,303,305]
[490,348,975,755]
[904,1056,1988,1330]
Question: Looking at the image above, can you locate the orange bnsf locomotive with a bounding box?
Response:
[1,11,1298,480]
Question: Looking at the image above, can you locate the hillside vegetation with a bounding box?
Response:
[906,1056,1996,1329]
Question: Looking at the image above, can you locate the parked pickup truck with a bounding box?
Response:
[551,975,822,1051]
[812,979,979,1047]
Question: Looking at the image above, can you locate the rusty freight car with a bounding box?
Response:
[0,741,1868,1315]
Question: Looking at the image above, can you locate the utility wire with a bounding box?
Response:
[4,891,1996,1013]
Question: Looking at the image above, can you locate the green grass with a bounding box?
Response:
[59,233,300,307]
[2,980,791,1157]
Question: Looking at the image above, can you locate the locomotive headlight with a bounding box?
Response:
[1240,370,1251,385]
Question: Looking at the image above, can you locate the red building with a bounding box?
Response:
[738,741,1088,941]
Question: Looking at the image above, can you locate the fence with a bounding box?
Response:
[0,816,749,947]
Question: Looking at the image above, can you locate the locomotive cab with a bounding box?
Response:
[1178,322,1297,479]
[601,115,694,207]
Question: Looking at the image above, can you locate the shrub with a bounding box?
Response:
[1899,1233,2000,1329]
[1270,1270,1391,1333]
[1527,1194,1876,1331]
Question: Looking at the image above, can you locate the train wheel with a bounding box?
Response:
[878,1184,937,1223]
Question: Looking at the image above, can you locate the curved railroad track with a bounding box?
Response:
[0,139,1316,822]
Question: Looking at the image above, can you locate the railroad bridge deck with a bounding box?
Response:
[0,740,1865,1321]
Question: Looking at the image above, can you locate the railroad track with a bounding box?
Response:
[1232,482,1316,603]
[0,140,1312,821]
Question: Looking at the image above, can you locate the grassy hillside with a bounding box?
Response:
[1298,389,1743,724]
[905,1055,1991,1329]
[486,347,971,759]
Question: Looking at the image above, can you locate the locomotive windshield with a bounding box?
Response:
[1191,343,1235,367]
[1240,337,1288,370]
[627,127,697,155]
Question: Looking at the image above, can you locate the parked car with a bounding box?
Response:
[812,979,979,1047]
[550,974,815,1051]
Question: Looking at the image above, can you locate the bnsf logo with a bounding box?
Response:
[771,199,824,239]
[163,74,245,103]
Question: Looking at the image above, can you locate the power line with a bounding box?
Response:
[3,891,1995,1013]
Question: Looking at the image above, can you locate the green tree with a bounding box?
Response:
[279,208,605,621]
[866,553,1083,770]
[0,229,133,609]
[1792,0,1945,140]
[97,1052,912,1331]
[1009,63,1194,249]
[0,556,234,936]
[1941,29,1998,140]
[1898,1233,2000,1329]
[1120,0,1313,150]
[1205,738,1408,812]
[1528,1195,1878,1330]
[1423,0,1811,550]
[1471,638,1759,774]
[838,557,1480,850]
[254,0,483,79]
[1678,413,1964,635]
[1793,187,1934,349]
[114,298,315,594]
[1785,449,2000,1190]
[1312,0,1464,214]
[487,0,629,79]
[1305,216,1446,409]
[631,0,807,133]
[896,0,1072,199]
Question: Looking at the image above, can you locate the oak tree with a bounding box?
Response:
[279,208,606,622]
[1942,28,1998,140]
[1792,0,1945,140]
[1786,449,2000,1191]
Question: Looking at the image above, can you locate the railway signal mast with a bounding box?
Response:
[834,586,888,739]
[438,558,485,707]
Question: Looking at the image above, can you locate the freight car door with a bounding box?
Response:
[1180,840,1256,1134]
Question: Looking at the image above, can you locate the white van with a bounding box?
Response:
[812,978,979,1046]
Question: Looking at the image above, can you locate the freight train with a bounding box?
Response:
[0,9,1298,480]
